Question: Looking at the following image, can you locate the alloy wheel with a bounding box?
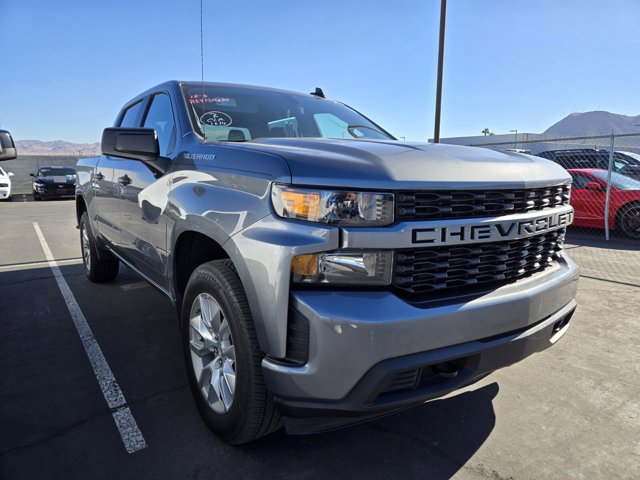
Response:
[189,293,236,414]
[621,206,640,239]
[81,224,91,272]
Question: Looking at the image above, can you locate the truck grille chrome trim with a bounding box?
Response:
[396,185,571,221]
[393,229,565,294]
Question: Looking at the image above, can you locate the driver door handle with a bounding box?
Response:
[118,174,131,186]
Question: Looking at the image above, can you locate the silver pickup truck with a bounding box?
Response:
[76,80,579,444]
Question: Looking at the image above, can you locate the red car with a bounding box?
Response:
[568,168,640,239]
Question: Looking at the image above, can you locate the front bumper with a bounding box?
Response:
[262,252,579,433]
[34,184,75,198]
[0,186,10,199]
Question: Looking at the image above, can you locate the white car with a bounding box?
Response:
[0,166,14,200]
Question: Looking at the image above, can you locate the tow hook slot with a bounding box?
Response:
[550,308,575,344]
[552,312,572,334]
[433,361,459,379]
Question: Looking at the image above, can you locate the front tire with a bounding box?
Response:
[181,260,281,444]
[79,211,119,282]
[617,204,640,240]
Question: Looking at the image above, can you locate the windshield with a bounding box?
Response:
[182,84,393,142]
[0,167,5,176]
[38,167,76,177]
[592,171,640,190]
[617,151,640,163]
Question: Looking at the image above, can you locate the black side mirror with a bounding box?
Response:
[102,127,168,175]
[0,130,17,161]
[30,173,35,177]
[102,128,158,161]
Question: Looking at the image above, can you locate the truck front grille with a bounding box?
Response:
[395,185,570,221]
[393,229,565,295]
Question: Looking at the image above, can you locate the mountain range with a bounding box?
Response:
[13,110,640,154]
[544,111,640,136]
[15,139,101,156]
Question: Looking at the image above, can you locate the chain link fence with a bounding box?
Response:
[467,134,640,285]
[3,141,638,286]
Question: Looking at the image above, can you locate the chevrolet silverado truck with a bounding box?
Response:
[75,81,579,444]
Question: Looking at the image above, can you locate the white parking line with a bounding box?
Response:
[0,258,82,273]
[33,222,147,454]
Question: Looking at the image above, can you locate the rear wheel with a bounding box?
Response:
[181,260,281,444]
[617,204,640,240]
[79,211,119,282]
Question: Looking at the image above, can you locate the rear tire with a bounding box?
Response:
[80,211,119,282]
[616,204,640,240]
[181,260,281,444]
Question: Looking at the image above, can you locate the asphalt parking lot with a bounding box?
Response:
[1,199,639,480]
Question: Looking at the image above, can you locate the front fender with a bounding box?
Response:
[226,216,339,358]
[167,167,327,357]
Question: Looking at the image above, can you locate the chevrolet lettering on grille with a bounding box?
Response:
[412,209,573,245]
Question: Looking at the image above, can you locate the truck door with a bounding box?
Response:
[93,158,120,245]
[117,92,177,291]
[94,100,146,249]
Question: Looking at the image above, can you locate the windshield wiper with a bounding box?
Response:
[346,125,383,138]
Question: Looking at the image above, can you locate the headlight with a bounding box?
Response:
[271,184,394,226]
[291,250,393,285]
[34,182,45,187]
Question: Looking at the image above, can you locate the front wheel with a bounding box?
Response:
[79,211,119,282]
[617,204,640,240]
[181,260,281,444]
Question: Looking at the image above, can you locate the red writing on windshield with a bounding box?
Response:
[189,93,233,105]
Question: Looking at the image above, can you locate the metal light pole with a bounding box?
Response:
[510,129,518,150]
[603,131,615,241]
[433,0,447,143]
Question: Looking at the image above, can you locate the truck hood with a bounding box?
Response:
[236,138,571,189]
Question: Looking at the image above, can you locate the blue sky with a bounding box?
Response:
[2,0,639,143]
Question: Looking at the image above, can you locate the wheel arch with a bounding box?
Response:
[173,230,230,302]
[171,229,270,354]
[76,194,88,224]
